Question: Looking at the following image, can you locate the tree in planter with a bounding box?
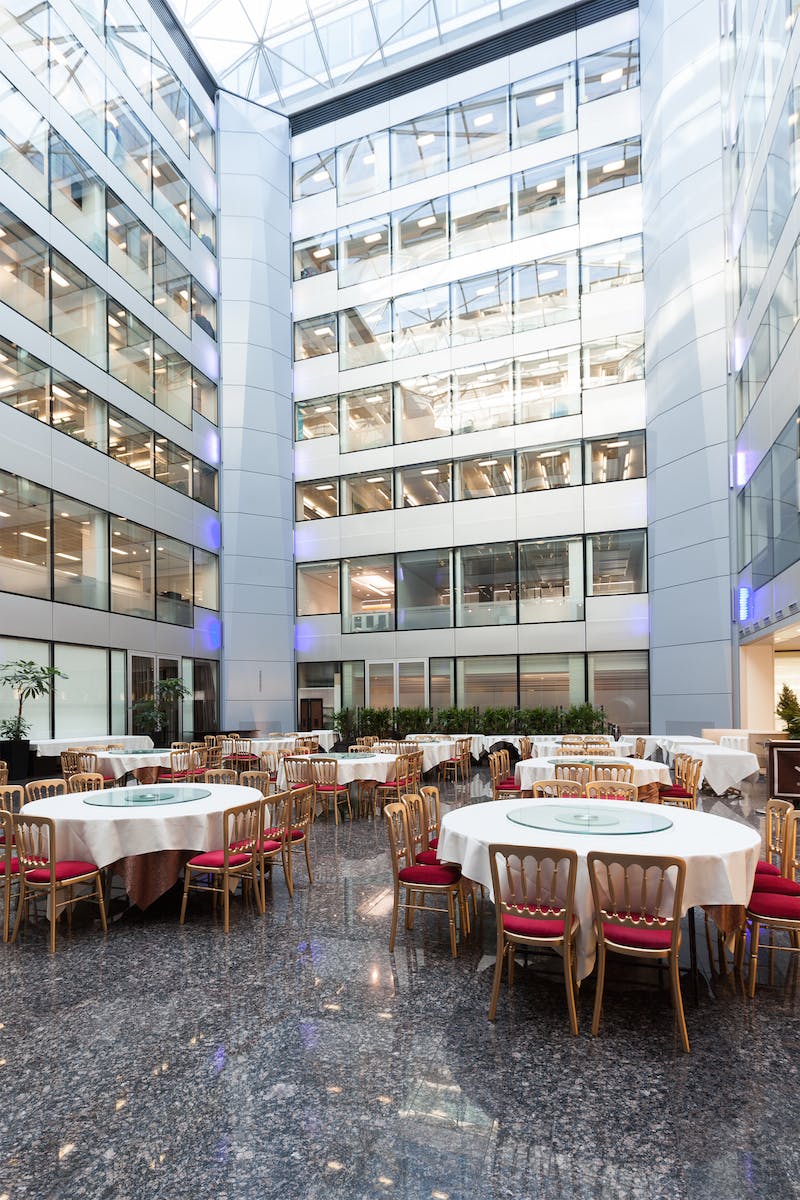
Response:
[776,684,800,739]
[0,659,67,741]
[133,677,192,738]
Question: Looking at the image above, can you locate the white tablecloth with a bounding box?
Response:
[693,748,761,795]
[657,736,717,760]
[720,735,749,752]
[32,735,154,756]
[96,750,173,780]
[311,730,337,751]
[515,756,671,790]
[438,798,760,979]
[404,740,459,771]
[276,753,398,790]
[21,783,262,866]
[251,738,296,756]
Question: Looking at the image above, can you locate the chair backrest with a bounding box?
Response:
[172,741,190,750]
[25,779,68,803]
[561,736,584,745]
[672,753,691,786]
[554,763,593,787]
[290,784,314,836]
[205,746,223,770]
[310,757,338,787]
[75,751,99,773]
[222,799,260,863]
[634,737,647,759]
[679,758,703,807]
[240,770,273,798]
[13,812,55,873]
[291,744,312,755]
[532,779,582,798]
[764,798,794,872]
[0,761,7,787]
[204,735,217,746]
[348,745,366,753]
[220,738,236,757]
[0,784,24,813]
[585,736,610,745]
[556,746,583,756]
[60,750,81,778]
[393,754,413,784]
[592,762,634,784]
[401,793,426,858]
[284,756,311,787]
[105,744,124,751]
[587,850,686,954]
[384,801,412,881]
[204,769,238,786]
[518,736,532,760]
[357,736,378,748]
[584,781,638,802]
[419,785,441,842]
[260,750,279,775]
[68,772,106,793]
[584,745,614,756]
[488,842,578,934]
[168,750,190,775]
[0,808,13,875]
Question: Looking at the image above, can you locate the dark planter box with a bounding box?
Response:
[0,739,30,783]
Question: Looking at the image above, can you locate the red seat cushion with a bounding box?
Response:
[429,836,439,850]
[748,891,800,920]
[382,779,409,788]
[0,857,19,875]
[102,775,117,783]
[26,860,99,882]
[750,876,800,897]
[503,911,565,939]
[755,860,781,877]
[415,849,440,866]
[658,785,691,798]
[497,777,518,788]
[399,864,460,886]
[264,827,304,841]
[258,839,282,854]
[315,784,343,792]
[188,850,251,869]
[158,770,188,781]
[602,915,672,951]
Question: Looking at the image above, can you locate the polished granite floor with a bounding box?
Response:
[1,770,799,1200]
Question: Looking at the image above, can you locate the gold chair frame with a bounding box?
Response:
[384,802,467,958]
[180,798,263,933]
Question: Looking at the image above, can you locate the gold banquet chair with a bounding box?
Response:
[532,779,582,799]
[180,797,263,933]
[25,779,68,803]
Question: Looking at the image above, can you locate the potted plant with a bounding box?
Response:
[133,677,192,742]
[0,659,67,782]
[776,684,800,739]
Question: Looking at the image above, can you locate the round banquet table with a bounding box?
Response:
[515,756,671,793]
[276,752,398,790]
[437,798,760,980]
[21,783,263,910]
[95,749,173,783]
[30,734,154,756]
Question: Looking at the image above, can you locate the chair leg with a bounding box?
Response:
[223,873,230,933]
[96,874,107,933]
[488,934,505,1021]
[591,942,607,1036]
[10,878,25,944]
[668,951,690,1052]
[2,879,9,943]
[446,890,457,958]
[406,890,416,929]
[389,883,400,952]
[563,936,579,1036]
[507,942,515,989]
[282,845,294,898]
[303,838,314,885]
[50,885,57,953]
[179,868,191,925]
[748,921,761,997]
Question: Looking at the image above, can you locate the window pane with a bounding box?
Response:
[106,96,151,198]
[192,458,218,509]
[514,254,578,332]
[293,232,337,280]
[107,191,152,296]
[430,657,454,708]
[456,543,516,626]
[519,536,584,622]
[451,178,510,255]
[520,653,586,708]
[368,661,394,707]
[513,62,576,147]
[0,0,47,74]
[512,157,576,238]
[192,369,217,423]
[579,40,640,104]
[293,149,335,199]
[398,462,451,507]
[582,334,644,387]
[0,207,47,326]
[580,138,641,198]
[110,648,125,734]
[53,644,109,739]
[340,385,391,452]
[393,197,448,271]
[342,471,393,515]
[452,270,512,344]
[449,89,509,168]
[152,66,189,153]
[154,436,191,495]
[587,650,649,734]
[395,375,451,443]
[0,337,48,423]
[519,443,581,491]
[193,547,218,610]
[189,100,215,169]
[296,478,338,520]
[51,253,105,362]
[51,373,107,451]
[153,241,190,334]
[154,339,191,425]
[516,346,581,423]
[337,132,389,203]
[108,303,152,400]
[586,432,645,483]
[52,494,108,608]
[457,655,517,708]
[338,215,390,286]
[49,18,105,146]
[397,548,452,630]
[580,235,643,291]
[297,561,340,615]
[152,146,190,241]
[156,534,192,625]
[394,285,450,358]
[108,405,153,476]
[342,556,395,632]
[587,529,647,595]
[455,452,513,500]
[398,661,425,706]
[294,314,337,360]
[190,193,216,255]
[50,134,105,257]
[772,415,800,576]
[391,111,448,185]
[0,75,48,204]
[339,302,392,369]
[453,361,513,434]
[0,469,50,599]
[106,0,152,93]
[296,396,338,441]
[342,659,365,707]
